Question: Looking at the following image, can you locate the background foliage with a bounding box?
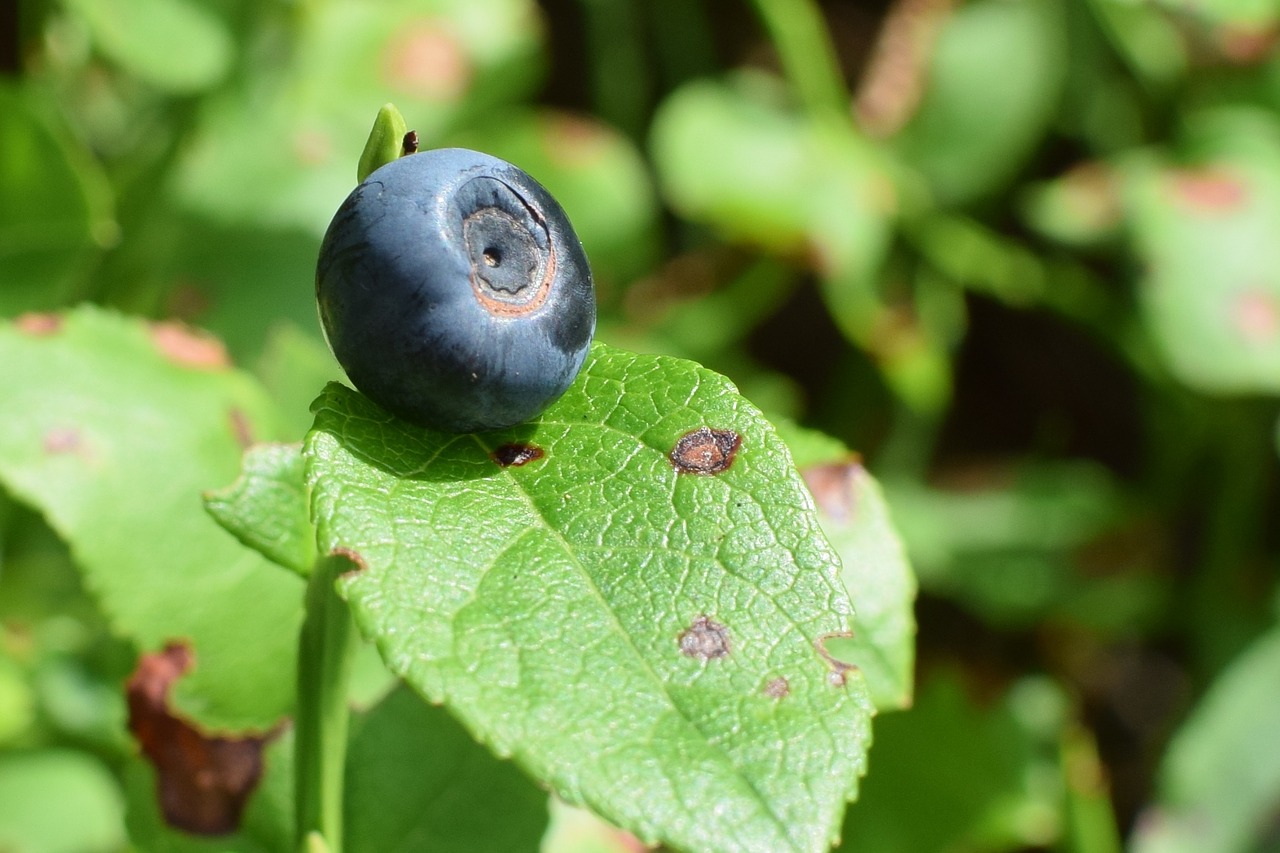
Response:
[3,0,1280,851]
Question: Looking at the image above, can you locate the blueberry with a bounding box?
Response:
[316,148,596,433]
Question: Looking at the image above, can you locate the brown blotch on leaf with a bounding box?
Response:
[801,459,864,525]
[382,21,472,101]
[402,130,419,156]
[492,443,544,468]
[126,642,270,836]
[17,313,63,336]
[764,677,790,700]
[228,408,254,449]
[816,632,859,688]
[43,427,83,455]
[291,128,333,168]
[331,547,369,581]
[670,428,741,475]
[1169,168,1247,213]
[151,322,231,370]
[679,616,731,660]
[1233,289,1280,343]
[1216,24,1279,64]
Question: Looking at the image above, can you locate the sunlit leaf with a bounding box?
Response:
[305,343,877,853]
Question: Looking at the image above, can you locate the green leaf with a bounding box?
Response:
[1086,0,1187,86]
[650,73,908,396]
[892,0,1068,206]
[0,749,126,853]
[61,0,234,93]
[204,443,315,576]
[356,104,410,185]
[883,462,1140,631]
[842,673,1066,853]
[0,82,114,315]
[1132,626,1280,853]
[346,683,547,853]
[161,218,325,365]
[651,73,892,287]
[776,422,917,711]
[1121,108,1280,394]
[0,307,302,729]
[305,343,875,853]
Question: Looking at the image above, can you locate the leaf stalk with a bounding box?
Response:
[295,554,360,853]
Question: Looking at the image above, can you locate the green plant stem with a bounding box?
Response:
[295,555,360,853]
[747,0,849,119]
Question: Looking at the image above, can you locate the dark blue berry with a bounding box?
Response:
[316,148,596,433]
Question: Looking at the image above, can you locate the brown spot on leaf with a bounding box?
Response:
[764,677,790,699]
[801,460,864,525]
[291,128,333,168]
[670,428,741,475]
[16,313,62,336]
[383,21,472,101]
[331,547,368,581]
[679,616,730,659]
[151,322,230,370]
[228,409,254,449]
[126,642,269,835]
[402,130,419,156]
[492,443,544,467]
[816,632,859,687]
[1169,168,1247,213]
[43,427,83,455]
[1233,289,1280,343]
[1216,24,1279,64]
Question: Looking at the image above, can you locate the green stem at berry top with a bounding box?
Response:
[356,103,410,184]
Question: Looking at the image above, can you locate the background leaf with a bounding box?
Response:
[891,0,1069,205]
[305,344,876,853]
[0,749,126,853]
[1131,625,1280,853]
[0,307,301,729]
[345,683,547,853]
[781,421,917,711]
[0,82,114,315]
[60,0,234,93]
[1122,108,1280,394]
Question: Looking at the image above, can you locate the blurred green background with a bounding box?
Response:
[4,0,1280,850]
